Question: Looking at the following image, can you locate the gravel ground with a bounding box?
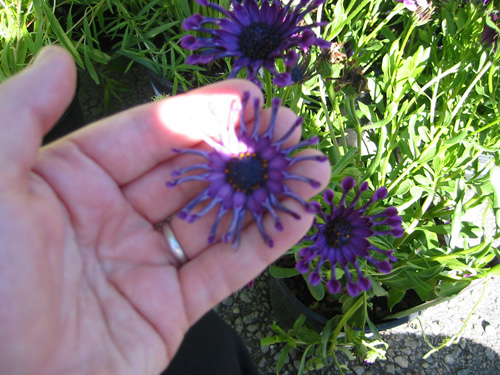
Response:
[76,65,500,375]
[217,271,500,375]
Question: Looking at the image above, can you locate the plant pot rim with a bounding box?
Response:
[270,275,420,334]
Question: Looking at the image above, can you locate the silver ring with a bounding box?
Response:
[162,223,188,266]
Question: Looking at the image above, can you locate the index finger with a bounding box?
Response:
[57,79,263,186]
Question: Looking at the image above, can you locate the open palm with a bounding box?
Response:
[0,47,330,375]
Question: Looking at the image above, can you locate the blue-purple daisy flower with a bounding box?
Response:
[181,0,331,87]
[167,91,326,248]
[296,177,404,296]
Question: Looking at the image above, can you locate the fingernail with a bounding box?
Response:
[33,46,58,66]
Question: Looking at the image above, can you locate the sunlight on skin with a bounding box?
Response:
[157,80,262,145]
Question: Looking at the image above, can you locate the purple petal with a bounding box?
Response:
[180,35,201,50]
[346,281,360,296]
[309,271,321,285]
[373,186,388,200]
[273,73,292,87]
[327,278,342,294]
[341,176,356,192]
[296,259,310,273]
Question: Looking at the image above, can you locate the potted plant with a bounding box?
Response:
[255,0,500,373]
[6,0,498,373]
[163,0,498,372]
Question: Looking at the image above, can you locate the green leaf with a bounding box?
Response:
[414,224,451,235]
[297,326,322,344]
[330,147,357,177]
[34,0,84,68]
[305,274,325,301]
[402,269,437,301]
[387,288,406,311]
[320,318,335,365]
[297,345,314,375]
[269,265,300,279]
[260,336,285,346]
[435,280,471,298]
[394,179,413,196]
[414,174,433,187]
[293,314,307,332]
[276,345,290,373]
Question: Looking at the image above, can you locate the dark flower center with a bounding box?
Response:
[291,67,305,83]
[325,218,352,248]
[239,22,281,60]
[225,152,268,194]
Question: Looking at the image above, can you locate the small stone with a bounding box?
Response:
[239,289,253,303]
[243,311,259,324]
[444,353,455,365]
[234,318,243,334]
[424,355,435,364]
[385,364,395,374]
[401,347,412,355]
[232,307,240,314]
[353,366,364,375]
[247,324,259,333]
[394,356,409,368]
[485,348,495,361]
[457,370,470,375]
[452,345,461,359]
[459,338,467,350]
[222,297,233,306]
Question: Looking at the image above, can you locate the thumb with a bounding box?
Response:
[0,46,76,185]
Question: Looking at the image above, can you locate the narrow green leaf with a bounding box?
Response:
[35,0,84,68]
[276,345,290,373]
[269,265,300,279]
[293,314,307,332]
[297,346,313,375]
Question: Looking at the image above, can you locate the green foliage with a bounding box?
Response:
[2,0,499,372]
[255,0,500,373]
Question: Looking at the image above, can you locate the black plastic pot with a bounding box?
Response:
[43,76,85,145]
[146,68,185,97]
[269,276,420,334]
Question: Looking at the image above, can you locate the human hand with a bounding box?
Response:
[0,46,330,375]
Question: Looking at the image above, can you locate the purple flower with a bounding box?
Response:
[396,0,429,12]
[167,92,326,248]
[482,12,499,48]
[180,0,331,87]
[296,177,404,297]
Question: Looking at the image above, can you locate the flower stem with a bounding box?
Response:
[319,77,342,164]
[345,95,362,163]
[329,295,365,373]
[264,70,273,107]
[422,278,490,358]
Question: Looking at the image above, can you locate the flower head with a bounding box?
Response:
[167,92,326,248]
[396,0,434,24]
[397,0,429,12]
[296,177,404,297]
[181,0,331,87]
